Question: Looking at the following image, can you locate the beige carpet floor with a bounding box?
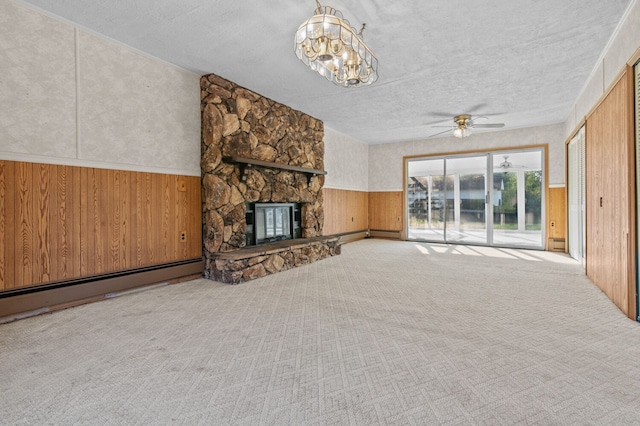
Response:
[1,239,640,425]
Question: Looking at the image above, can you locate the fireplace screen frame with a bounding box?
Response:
[246,202,302,246]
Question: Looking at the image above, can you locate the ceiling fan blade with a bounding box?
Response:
[431,125,455,128]
[428,128,454,138]
[429,111,458,118]
[472,123,505,128]
[465,103,488,115]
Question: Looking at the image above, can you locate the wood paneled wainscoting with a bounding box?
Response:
[547,187,567,252]
[322,189,404,241]
[368,191,403,239]
[0,160,203,319]
[585,68,636,320]
[322,188,368,242]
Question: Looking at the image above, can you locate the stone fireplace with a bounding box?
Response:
[201,74,340,284]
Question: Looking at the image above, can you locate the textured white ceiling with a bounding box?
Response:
[19,0,632,144]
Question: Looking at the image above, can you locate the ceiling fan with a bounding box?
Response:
[430,114,505,138]
[497,155,526,170]
[498,155,513,169]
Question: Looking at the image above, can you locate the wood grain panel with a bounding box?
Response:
[585,70,636,319]
[368,192,403,232]
[322,188,368,235]
[56,165,81,280]
[17,162,33,287]
[547,187,567,241]
[0,161,14,290]
[35,163,53,284]
[0,161,5,290]
[0,160,202,292]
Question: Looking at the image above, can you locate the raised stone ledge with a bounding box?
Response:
[204,236,341,284]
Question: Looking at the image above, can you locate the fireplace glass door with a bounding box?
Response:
[257,205,291,243]
[246,202,301,246]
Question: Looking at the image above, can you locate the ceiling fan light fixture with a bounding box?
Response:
[294,1,378,88]
[453,127,471,138]
[453,114,472,138]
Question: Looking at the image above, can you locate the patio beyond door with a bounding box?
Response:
[407,149,544,249]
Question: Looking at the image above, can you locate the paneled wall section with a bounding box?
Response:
[547,187,567,250]
[323,188,368,235]
[0,160,202,291]
[585,70,636,318]
[368,192,403,232]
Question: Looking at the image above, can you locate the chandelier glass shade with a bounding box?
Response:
[294,2,378,88]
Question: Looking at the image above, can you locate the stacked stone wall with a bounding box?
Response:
[201,73,334,283]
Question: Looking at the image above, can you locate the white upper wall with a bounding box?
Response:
[0,1,201,176]
[369,124,565,192]
[323,126,368,191]
[564,0,640,137]
[4,0,637,183]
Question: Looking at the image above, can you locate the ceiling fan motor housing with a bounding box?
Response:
[454,114,471,129]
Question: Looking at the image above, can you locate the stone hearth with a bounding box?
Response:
[209,236,341,284]
[201,73,340,283]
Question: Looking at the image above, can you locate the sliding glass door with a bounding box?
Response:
[407,158,446,242]
[446,156,488,245]
[407,148,544,249]
[491,151,544,248]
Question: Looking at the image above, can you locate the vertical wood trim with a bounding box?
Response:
[95,168,107,274]
[37,163,54,284]
[166,175,177,262]
[134,172,144,266]
[80,167,89,276]
[0,162,9,290]
[624,66,637,320]
[17,162,32,287]
[69,166,82,278]
[56,165,69,280]
[111,169,121,271]
[0,161,6,290]
[121,171,132,270]
[194,176,203,256]
[145,172,154,265]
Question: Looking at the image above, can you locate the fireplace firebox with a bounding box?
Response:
[245,202,302,246]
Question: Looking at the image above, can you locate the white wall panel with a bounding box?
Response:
[603,1,640,87]
[564,0,640,140]
[0,1,76,158]
[575,61,605,122]
[0,1,201,176]
[323,126,368,191]
[369,124,564,191]
[77,31,200,172]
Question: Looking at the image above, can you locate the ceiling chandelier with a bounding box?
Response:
[294,0,378,88]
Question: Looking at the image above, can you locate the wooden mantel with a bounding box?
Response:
[223,156,327,185]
